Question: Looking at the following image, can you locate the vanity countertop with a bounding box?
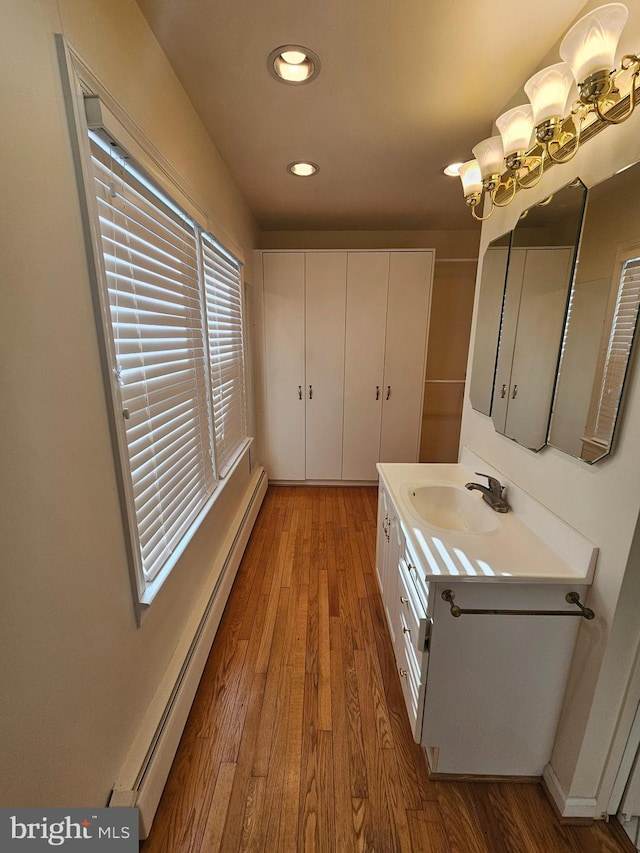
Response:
[377,462,597,585]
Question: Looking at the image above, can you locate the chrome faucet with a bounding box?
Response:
[465,472,510,513]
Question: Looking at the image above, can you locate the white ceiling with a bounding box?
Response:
[136,0,589,232]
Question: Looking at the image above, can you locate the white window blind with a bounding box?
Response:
[593,256,640,444]
[89,134,217,585]
[201,233,248,477]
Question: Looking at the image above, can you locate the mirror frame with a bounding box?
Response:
[548,162,640,463]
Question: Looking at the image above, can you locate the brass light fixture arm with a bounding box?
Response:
[470,198,495,221]
[491,175,517,208]
[595,57,640,124]
[515,154,545,190]
[546,112,584,164]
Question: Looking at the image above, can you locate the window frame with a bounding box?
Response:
[58,38,250,610]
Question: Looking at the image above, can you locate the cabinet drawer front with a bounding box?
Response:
[395,623,426,742]
[398,560,431,676]
[404,542,430,612]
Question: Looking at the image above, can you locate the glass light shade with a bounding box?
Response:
[560,3,628,83]
[280,50,307,64]
[472,136,505,178]
[459,159,483,198]
[524,62,575,124]
[443,162,464,177]
[496,104,534,156]
[287,161,318,176]
[273,56,314,82]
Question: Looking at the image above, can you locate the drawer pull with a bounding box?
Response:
[399,668,407,678]
[403,626,411,638]
[441,589,595,620]
[400,596,409,605]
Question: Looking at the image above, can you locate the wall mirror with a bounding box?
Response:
[469,232,511,416]
[549,160,640,463]
[491,179,586,451]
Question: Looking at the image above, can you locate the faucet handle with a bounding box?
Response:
[475,472,503,496]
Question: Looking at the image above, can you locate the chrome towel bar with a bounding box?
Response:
[441,589,595,620]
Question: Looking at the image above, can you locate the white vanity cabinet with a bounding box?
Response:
[258,250,433,482]
[375,462,597,778]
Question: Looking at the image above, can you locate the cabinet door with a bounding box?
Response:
[384,508,403,643]
[262,253,305,480]
[376,486,389,593]
[492,248,526,434]
[305,253,347,480]
[506,247,573,450]
[342,252,389,480]
[380,252,433,463]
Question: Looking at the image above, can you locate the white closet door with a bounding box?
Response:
[380,251,433,463]
[342,252,389,480]
[305,252,347,479]
[506,247,573,450]
[262,252,305,480]
[492,247,526,435]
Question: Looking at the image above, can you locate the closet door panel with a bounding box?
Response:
[342,252,389,480]
[380,251,433,462]
[305,252,347,479]
[505,247,573,450]
[262,252,305,480]
[491,248,526,435]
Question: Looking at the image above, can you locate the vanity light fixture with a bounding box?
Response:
[451,2,640,220]
[443,162,464,177]
[268,45,321,84]
[287,161,319,176]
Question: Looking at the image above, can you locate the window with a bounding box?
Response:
[591,252,640,445]
[201,234,248,477]
[86,128,247,603]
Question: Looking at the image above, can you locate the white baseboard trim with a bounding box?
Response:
[543,763,599,820]
[109,466,267,838]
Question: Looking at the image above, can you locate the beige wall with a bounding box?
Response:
[460,0,640,812]
[420,260,476,463]
[1,0,258,806]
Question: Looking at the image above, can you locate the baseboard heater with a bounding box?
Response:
[109,466,267,838]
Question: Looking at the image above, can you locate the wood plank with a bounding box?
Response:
[354,648,400,852]
[318,569,332,731]
[200,762,237,853]
[279,668,305,851]
[238,775,267,852]
[217,672,267,852]
[330,616,356,853]
[340,617,369,800]
[358,600,394,750]
[406,808,451,853]
[381,747,414,853]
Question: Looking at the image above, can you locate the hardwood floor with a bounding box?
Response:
[143,486,630,853]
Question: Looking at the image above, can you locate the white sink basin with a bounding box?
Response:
[405,484,499,534]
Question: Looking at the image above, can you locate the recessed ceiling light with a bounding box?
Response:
[287,161,319,177]
[268,45,321,84]
[443,162,464,177]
